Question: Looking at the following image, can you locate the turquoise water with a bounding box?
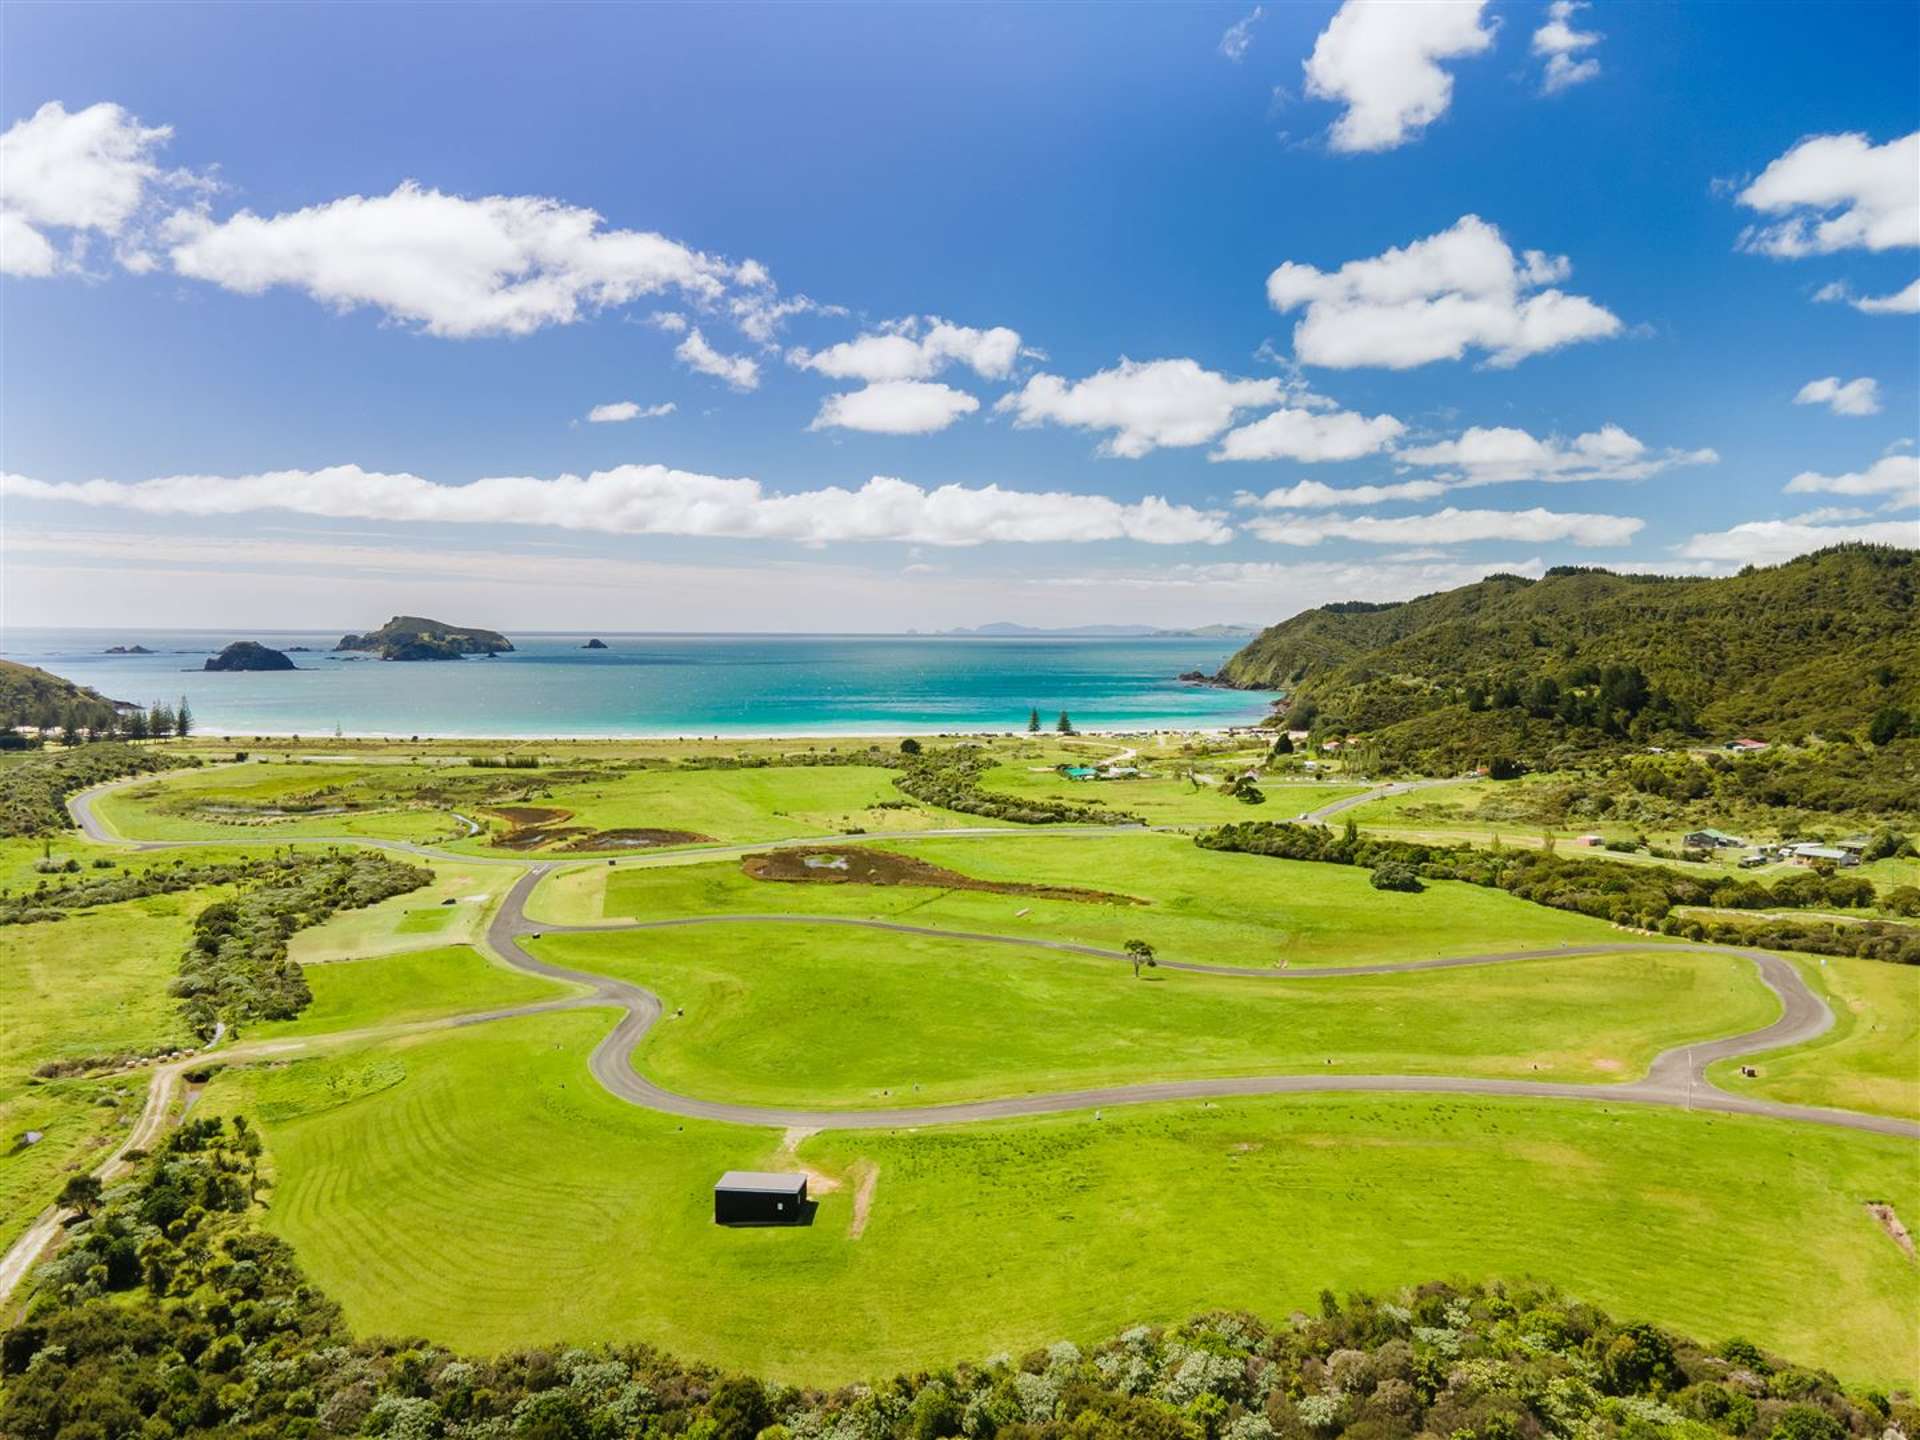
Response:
[6,630,1273,738]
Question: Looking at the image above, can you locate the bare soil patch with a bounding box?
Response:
[487,805,570,827]
[848,1163,879,1240]
[742,846,1141,905]
[1868,1202,1916,1261]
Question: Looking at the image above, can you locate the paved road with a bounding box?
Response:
[10,768,1909,1304]
[490,868,1919,1139]
[1302,775,1471,823]
[65,771,1918,1140]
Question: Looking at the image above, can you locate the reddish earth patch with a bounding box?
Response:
[486,805,570,827]
[742,846,1141,905]
[1868,1202,1916,1261]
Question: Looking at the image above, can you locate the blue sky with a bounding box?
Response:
[2,0,1916,632]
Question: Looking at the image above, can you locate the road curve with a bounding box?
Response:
[489,868,1919,1140]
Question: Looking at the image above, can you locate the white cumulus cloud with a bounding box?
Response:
[788,317,1022,384]
[1235,479,1451,510]
[1210,406,1405,462]
[1245,505,1644,548]
[0,100,200,276]
[1782,454,1919,505]
[586,401,675,424]
[1813,278,1920,315]
[809,381,981,435]
[165,180,744,338]
[1398,423,1718,484]
[1793,376,1882,417]
[1678,516,1919,564]
[1266,215,1623,369]
[996,358,1287,458]
[1,465,1231,547]
[675,327,760,390]
[1533,1,1602,94]
[1736,131,1919,258]
[1304,0,1495,154]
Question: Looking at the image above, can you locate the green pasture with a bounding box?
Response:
[254,944,570,1039]
[91,761,467,844]
[200,1011,1920,1386]
[453,764,967,851]
[1710,954,1920,1121]
[531,926,1773,1106]
[974,761,1367,827]
[0,893,202,1248]
[546,832,1635,968]
[289,859,516,963]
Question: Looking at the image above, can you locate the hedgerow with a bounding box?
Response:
[894,746,1142,826]
[1196,823,1920,964]
[173,850,431,1036]
[0,743,194,838]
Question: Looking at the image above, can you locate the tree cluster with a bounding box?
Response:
[894,746,1142,826]
[0,744,196,838]
[1196,824,1920,964]
[173,851,431,1036]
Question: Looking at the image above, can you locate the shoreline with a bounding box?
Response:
[182,722,1278,742]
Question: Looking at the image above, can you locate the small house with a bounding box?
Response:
[1724,738,1769,753]
[1684,829,1746,849]
[1062,765,1097,781]
[714,1171,808,1225]
[1786,844,1859,868]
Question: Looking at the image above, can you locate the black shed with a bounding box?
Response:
[714,1170,808,1225]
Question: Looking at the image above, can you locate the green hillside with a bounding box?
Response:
[0,659,129,734]
[1219,545,1919,762]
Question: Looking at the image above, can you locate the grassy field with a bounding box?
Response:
[254,944,571,1038]
[198,1011,1920,1386]
[540,832,1636,968]
[92,761,470,844]
[533,925,1775,1105]
[968,735,1366,827]
[1709,954,1920,1121]
[0,893,203,1248]
[452,764,967,850]
[288,859,517,963]
[91,755,974,851]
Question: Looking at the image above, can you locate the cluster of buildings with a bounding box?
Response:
[1682,829,1867,869]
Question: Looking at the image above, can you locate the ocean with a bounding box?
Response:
[4,629,1274,739]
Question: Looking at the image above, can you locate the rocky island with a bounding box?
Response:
[582,638,609,650]
[204,641,296,672]
[103,644,154,655]
[335,616,514,661]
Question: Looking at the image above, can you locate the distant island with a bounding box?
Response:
[103,645,153,655]
[582,638,609,650]
[929,622,1258,638]
[335,616,513,661]
[204,641,296,672]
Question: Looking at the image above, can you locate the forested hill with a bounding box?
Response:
[1218,545,1919,755]
[0,660,129,733]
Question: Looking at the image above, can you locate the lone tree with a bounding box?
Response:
[1027,707,1041,733]
[175,695,194,738]
[1057,711,1075,734]
[1124,937,1157,978]
[899,737,922,755]
[58,1173,102,1217]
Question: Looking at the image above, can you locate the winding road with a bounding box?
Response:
[7,767,1912,1307]
[488,865,1918,1139]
